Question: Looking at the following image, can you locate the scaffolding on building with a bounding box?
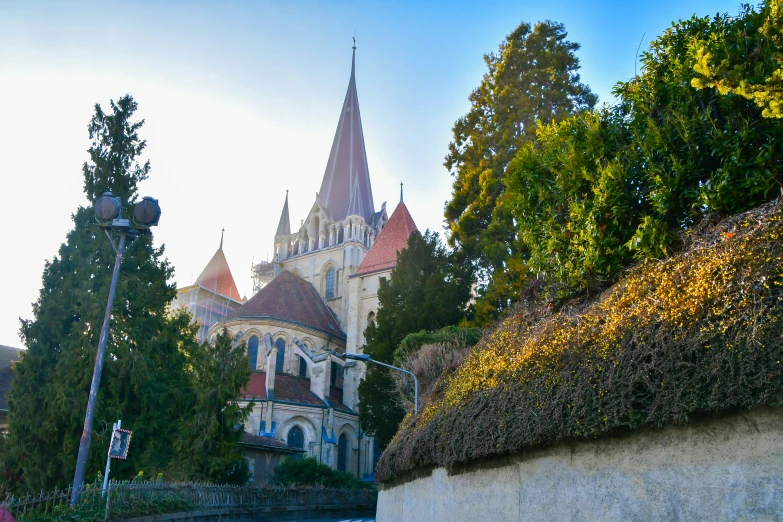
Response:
[251,258,280,295]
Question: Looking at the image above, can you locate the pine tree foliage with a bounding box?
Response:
[173,329,252,484]
[3,96,198,492]
[444,20,596,322]
[357,231,473,448]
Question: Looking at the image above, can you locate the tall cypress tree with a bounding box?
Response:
[444,21,596,322]
[173,329,252,484]
[358,231,474,448]
[3,96,198,492]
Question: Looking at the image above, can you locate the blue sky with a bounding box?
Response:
[0,0,744,346]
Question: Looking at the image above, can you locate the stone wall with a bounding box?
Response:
[377,408,783,521]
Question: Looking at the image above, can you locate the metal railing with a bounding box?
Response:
[2,481,377,521]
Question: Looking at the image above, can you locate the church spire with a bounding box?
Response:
[318,42,375,222]
[276,190,291,237]
[220,228,225,249]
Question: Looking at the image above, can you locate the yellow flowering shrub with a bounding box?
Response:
[377,201,783,482]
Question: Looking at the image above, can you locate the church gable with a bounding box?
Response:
[353,201,418,277]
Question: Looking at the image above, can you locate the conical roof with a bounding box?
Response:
[354,202,418,276]
[318,47,375,222]
[276,191,291,237]
[195,247,242,302]
[225,270,346,341]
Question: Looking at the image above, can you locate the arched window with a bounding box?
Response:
[367,311,376,327]
[299,356,308,378]
[275,338,286,373]
[287,426,304,451]
[325,268,336,299]
[337,433,348,472]
[247,336,259,370]
[338,226,344,244]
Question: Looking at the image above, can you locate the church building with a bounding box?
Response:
[182,46,419,482]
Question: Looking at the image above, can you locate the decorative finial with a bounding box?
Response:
[353,31,356,51]
[220,228,225,249]
[400,182,404,203]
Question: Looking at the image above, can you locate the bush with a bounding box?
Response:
[392,327,483,411]
[272,458,373,490]
[378,201,783,482]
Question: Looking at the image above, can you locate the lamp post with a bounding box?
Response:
[341,353,418,414]
[70,193,161,505]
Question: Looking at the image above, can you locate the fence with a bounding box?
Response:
[1,481,378,521]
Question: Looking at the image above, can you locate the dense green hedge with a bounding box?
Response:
[377,202,783,482]
[393,326,483,366]
[273,458,374,490]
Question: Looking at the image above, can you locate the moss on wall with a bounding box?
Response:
[378,201,783,482]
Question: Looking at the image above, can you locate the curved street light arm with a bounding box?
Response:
[364,358,418,414]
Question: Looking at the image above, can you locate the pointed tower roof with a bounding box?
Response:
[276,191,291,237]
[318,45,375,222]
[195,237,242,302]
[225,271,346,341]
[353,201,418,277]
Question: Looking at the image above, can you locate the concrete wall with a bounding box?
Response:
[377,408,783,522]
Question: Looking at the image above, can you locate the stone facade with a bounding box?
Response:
[376,408,783,521]
[200,48,418,482]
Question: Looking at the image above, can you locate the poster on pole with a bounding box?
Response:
[108,428,132,459]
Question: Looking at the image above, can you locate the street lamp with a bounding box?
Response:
[70,192,161,505]
[341,353,419,414]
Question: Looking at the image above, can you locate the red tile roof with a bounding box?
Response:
[242,371,267,400]
[196,248,243,302]
[354,202,418,277]
[226,271,346,341]
[241,371,351,412]
[241,433,305,453]
[273,373,325,407]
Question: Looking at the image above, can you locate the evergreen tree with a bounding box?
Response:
[3,95,198,492]
[173,329,252,484]
[358,231,473,448]
[444,20,596,323]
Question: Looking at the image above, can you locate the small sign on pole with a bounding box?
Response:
[108,428,132,459]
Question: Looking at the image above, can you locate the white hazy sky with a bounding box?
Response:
[0,0,742,347]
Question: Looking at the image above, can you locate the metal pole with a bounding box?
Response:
[71,231,127,505]
[102,420,119,496]
[365,359,419,414]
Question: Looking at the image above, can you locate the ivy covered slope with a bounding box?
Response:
[377,201,783,482]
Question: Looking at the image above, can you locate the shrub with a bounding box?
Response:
[378,201,783,482]
[392,327,483,411]
[272,458,373,490]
